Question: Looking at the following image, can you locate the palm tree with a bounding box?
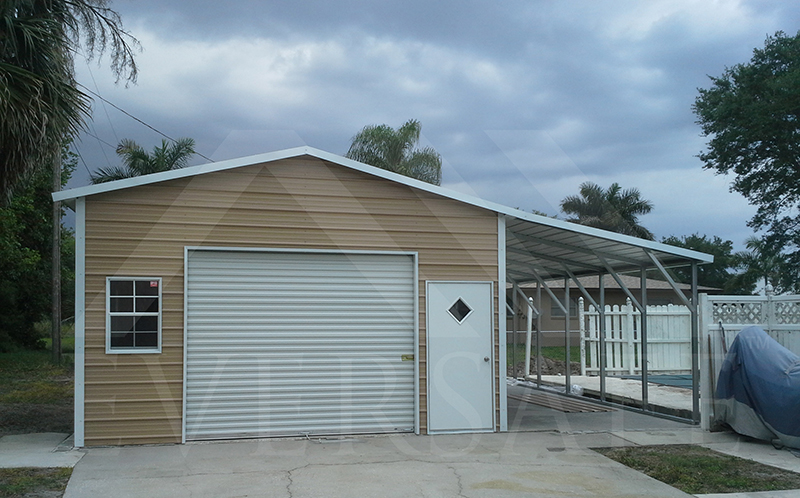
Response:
[732,236,785,293]
[90,138,196,183]
[560,182,655,240]
[0,0,138,200]
[345,119,442,185]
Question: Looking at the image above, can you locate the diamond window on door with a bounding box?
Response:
[448,298,473,323]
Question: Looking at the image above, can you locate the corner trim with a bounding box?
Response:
[74,197,86,447]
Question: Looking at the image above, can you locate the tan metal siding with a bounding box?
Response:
[82,156,498,445]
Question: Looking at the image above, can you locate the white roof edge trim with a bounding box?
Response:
[51,146,314,202]
[52,146,713,264]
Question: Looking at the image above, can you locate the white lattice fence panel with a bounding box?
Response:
[700,293,800,430]
[713,301,766,325]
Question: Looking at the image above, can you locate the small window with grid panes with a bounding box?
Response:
[106,278,161,353]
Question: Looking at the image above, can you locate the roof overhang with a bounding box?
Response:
[53,146,713,278]
[504,213,712,282]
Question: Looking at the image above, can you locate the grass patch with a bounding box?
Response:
[0,467,72,497]
[0,350,73,404]
[38,321,75,355]
[0,350,73,435]
[595,444,800,495]
[507,344,580,366]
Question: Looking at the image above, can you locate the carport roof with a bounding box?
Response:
[53,146,712,280]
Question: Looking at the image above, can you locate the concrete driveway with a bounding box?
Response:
[65,430,695,498]
[64,387,800,497]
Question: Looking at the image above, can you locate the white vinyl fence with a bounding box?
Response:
[580,297,692,376]
[699,293,800,430]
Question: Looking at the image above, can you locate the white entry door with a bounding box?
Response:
[427,281,494,433]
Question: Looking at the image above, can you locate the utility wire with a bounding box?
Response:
[87,118,113,169]
[84,60,119,143]
[76,150,93,177]
[82,130,117,150]
[76,82,215,163]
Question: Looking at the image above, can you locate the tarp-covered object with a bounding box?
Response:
[715,326,800,449]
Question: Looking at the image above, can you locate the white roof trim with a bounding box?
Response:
[53,146,712,264]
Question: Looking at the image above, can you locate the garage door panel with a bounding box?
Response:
[185,250,416,441]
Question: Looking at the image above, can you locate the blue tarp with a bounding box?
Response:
[715,325,800,449]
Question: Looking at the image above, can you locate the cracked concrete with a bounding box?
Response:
[59,389,800,497]
[63,430,696,498]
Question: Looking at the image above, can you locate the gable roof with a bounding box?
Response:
[53,146,713,280]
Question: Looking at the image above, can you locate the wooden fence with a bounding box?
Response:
[580,297,692,376]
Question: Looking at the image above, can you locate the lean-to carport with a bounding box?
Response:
[497,213,713,426]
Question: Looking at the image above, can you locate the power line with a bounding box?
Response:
[76,82,215,163]
[86,119,113,169]
[84,60,119,143]
[76,150,93,177]
[82,130,117,150]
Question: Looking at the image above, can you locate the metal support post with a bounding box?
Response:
[599,273,606,401]
[691,262,700,423]
[564,276,571,391]
[640,267,648,410]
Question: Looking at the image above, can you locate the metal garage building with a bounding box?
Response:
[54,147,711,447]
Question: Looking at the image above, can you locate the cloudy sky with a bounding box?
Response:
[70,0,800,249]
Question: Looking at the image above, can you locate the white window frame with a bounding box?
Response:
[105,277,162,354]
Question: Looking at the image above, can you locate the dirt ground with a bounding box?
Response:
[507,355,581,378]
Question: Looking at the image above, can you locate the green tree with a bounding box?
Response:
[560,182,654,240]
[732,236,787,294]
[90,138,196,183]
[693,31,800,287]
[662,233,755,294]
[0,0,138,200]
[345,119,442,185]
[0,144,75,351]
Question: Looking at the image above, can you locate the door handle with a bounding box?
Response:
[484,356,490,362]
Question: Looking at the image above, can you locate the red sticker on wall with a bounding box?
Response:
[150,281,158,287]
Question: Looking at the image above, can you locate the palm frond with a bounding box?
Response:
[345,119,441,185]
[90,165,133,183]
[91,137,195,183]
[1,0,139,201]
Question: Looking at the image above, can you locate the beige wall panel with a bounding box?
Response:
[85,418,182,446]
[85,401,181,426]
[82,156,498,444]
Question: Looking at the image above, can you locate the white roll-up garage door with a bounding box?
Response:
[184,249,417,441]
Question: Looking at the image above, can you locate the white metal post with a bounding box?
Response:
[564,277,571,390]
[579,297,586,376]
[625,298,635,375]
[524,297,533,379]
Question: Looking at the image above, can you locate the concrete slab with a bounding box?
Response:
[0,433,85,468]
[610,428,742,447]
[537,375,693,414]
[697,491,800,498]
[701,439,800,474]
[507,384,692,435]
[64,432,694,498]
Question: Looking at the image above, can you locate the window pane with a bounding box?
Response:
[134,315,158,332]
[135,280,159,296]
[110,332,134,348]
[135,332,158,348]
[110,280,133,296]
[135,297,159,313]
[110,316,134,332]
[110,297,133,312]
